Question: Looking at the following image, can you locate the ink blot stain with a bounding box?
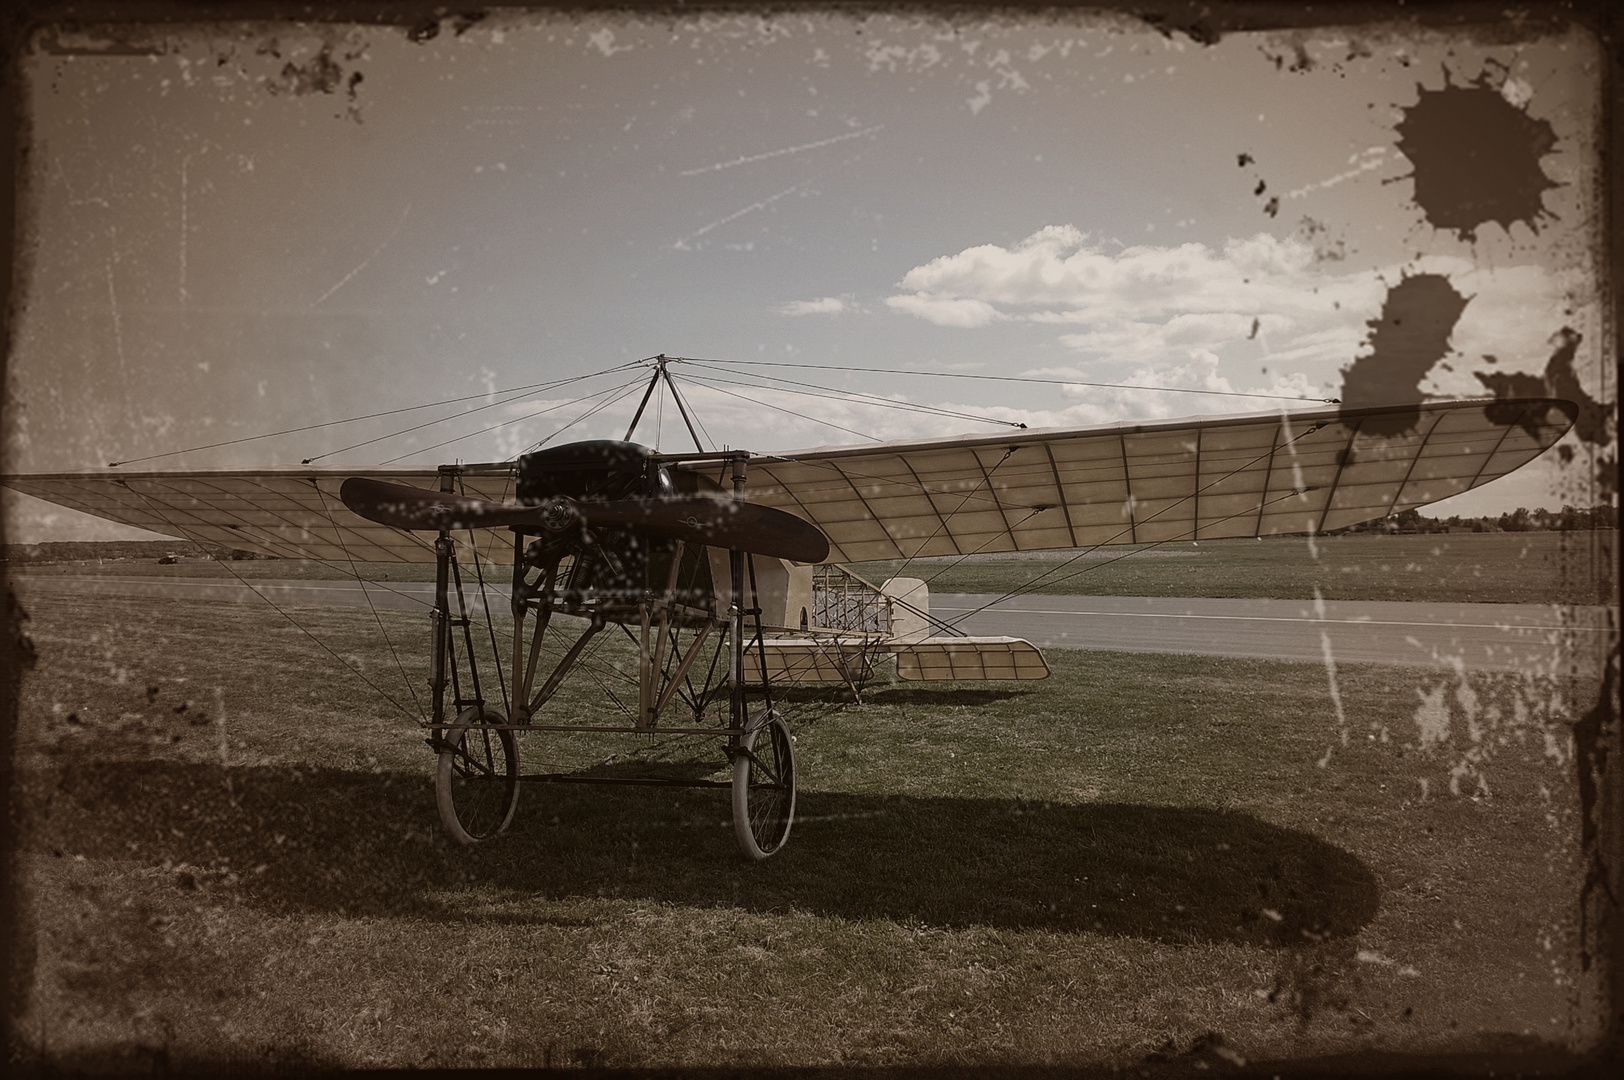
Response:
[271,47,345,96]
[1340,274,1469,435]
[1394,76,1559,240]
[1476,327,1612,478]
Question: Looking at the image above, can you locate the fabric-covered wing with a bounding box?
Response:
[1,466,520,563]
[726,399,1575,563]
[893,637,1050,681]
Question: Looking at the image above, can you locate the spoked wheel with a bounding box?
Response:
[732,708,796,860]
[435,706,520,845]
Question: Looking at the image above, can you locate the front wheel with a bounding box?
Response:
[732,709,795,860]
[436,707,520,845]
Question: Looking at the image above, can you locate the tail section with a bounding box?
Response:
[755,570,1049,687]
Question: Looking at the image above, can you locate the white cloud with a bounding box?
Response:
[883,293,1005,328]
[890,225,1345,322]
[884,225,1586,406]
[774,296,848,316]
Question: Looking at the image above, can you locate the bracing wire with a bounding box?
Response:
[676,358,1028,429]
[383,373,649,465]
[886,446,1018,585]
[512,378,654,459]
[939,485,1323,630]
[116,484,423,720]
[674,376,882,443]
[108,362,646,468]
[313,482,426,720]
[324,369,647,465]
[937,424,1331,627]
[679,355,1341,404]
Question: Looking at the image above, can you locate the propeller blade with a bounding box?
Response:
[340,478,830,563]
[581,496,830,564]
[339,477,544,530]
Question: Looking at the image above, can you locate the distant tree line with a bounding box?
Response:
[1332,504,1618,535]
[0,541,273,564]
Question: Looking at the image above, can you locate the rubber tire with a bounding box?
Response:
[436,707,520,845]
[732,709,795,860]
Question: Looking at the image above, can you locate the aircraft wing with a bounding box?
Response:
[722,398,1576,563]
[0,466,520,564]
[3,398,1573,566]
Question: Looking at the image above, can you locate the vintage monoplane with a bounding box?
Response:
[3,361,1577,859]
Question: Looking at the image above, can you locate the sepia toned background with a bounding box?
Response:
[4,1,1618,1073]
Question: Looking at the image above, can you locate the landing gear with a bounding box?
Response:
[732,708,796,860]
[435,707,520,845]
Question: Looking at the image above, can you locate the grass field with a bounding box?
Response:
[11,530,1616,606]
[9,590,1610,1071]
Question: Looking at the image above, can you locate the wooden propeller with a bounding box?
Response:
[339,477,830,564]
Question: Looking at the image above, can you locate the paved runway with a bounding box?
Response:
[930,593,1614,676]
[14,574,1615,676]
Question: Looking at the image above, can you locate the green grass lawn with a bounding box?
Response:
[848,529,1617,606]
[10,529,1616,605]
[10,592,1609,1070]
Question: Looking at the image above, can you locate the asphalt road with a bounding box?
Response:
[14,574,1615,676]
[930,593,1614,676]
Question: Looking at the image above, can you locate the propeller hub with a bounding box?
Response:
[540,498,579,533]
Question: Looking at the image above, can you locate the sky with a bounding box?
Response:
[3,8,1612,541]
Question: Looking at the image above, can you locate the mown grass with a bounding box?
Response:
[10,529,1617,605]
[849,530,1617,607]
[10,591,1609,1071]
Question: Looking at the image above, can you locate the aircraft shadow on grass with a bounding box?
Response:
[27,759,1377,946]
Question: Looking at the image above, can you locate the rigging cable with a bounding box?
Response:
[116,484,422,720]
[940,486,1328,632]
[512,377,655,459]
[680,355,1340,404]
[312,481,428,720]
[671,376,882,443]
[676,358,1028,429]
[310,367,645,464]
[938,425,1331,627]
[107,362,646,467]
[384,373,648,464]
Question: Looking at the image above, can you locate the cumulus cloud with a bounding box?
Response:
[774,296,849,316]
[883,293,1005,327]
[884,224,1582,405]
[888,225,1355,324]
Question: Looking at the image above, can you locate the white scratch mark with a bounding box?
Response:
[311,203,411,307]
[673,180,812,251]
[1414,682,1451,747]
[1314,587,1348,753]
[215,685,228,766]
[1287,147,1388,200]
[105,246,131,400]
[179,154,190,305]
[680,124,883,176]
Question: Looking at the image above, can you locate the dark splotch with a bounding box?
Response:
[1394,77,1559,241]
[1297,216,1347,262]
[271,46,345,96]
[264,44,366,121]
[1477,328,1616,496]
[1340,274,1469,435]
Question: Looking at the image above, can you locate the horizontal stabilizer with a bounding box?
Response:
[757,639,875,683]
[893,637,1049,681]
